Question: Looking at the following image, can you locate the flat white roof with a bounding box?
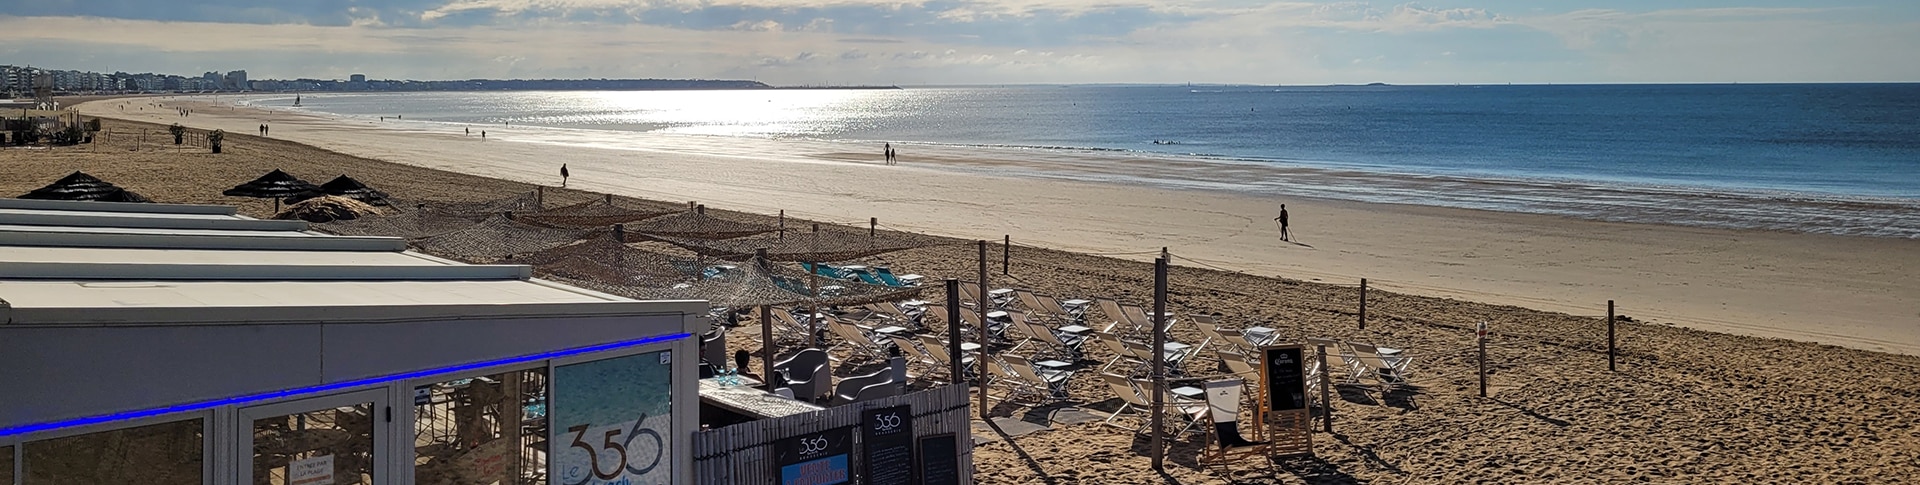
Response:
[0,199,703,325]
[0,246,449,266]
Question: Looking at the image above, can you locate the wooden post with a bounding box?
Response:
[1317,344,1333,433]
[761,305,775,392]
[1608,300,1616,372]
[977,240,989,419]
[613,224,625,243]
[535,186,544,208]
[870,217,877,238]
[604,193,613,204]
[1359,278,1368,330]
[807,260,819,349]
[779,210,785,241]
[946,279,963,385]
[1477,321,1488,398]
[1150,256,1168,471]
[1002,235,1011,275]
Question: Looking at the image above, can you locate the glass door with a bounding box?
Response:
[239,389,388,485]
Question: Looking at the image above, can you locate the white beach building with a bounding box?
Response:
[0,198,704,485]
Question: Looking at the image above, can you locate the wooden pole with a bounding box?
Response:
[761,305,775,391]
[759,248,775,391]
[946,279,963,384]
[870,217,877,238]
[1478,321,1488,398]
[536,186,544,208]
[1359,278,1368,330]
[1002,235,1011,275]
[1317,344,1333,433]
[977,240,989,419]
[807,260,819,349]
[1150,256,1168,471]
[779,210,785,241]
[1608,300,1616,372]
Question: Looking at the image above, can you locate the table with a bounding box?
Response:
[1170,386,1205,399]
[1060,299,1091,309]
[1058,325,1092,334]
[1035,359,1072,369]
[988,288,1015,298]
[1163,342,1193,352]
[873,326,910,336]
[699,376,823,420]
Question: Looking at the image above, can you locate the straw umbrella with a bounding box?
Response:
[18,171,148,202]
[223,169,319,212]
[286,175,390,207]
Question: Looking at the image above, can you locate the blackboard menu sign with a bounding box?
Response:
[916,433,960,485]
[1264,345,1308,412]
[775,427,854,485]
[861,405,916,485]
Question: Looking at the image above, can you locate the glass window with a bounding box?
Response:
[551,350,673,485]
[251,403,375,485]
[415,369,549,485]
[2,445,14,485]
[24,418,203,485]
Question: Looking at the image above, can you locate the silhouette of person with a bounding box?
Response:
[1274,204,1291,241]
[480,130,486,139]
[560,164,570,187]
[733,349,763,381]
[884,143,892,164]
[465,127,470,135]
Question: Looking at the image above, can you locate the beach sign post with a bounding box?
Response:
[1608,300,1617,372]
[1262,344,1315,457]
[1150,255,1169,471]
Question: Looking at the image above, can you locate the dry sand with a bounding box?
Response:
[8,114,1919,484]
[73,96,1920,356]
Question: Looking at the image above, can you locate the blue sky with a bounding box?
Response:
[1,1,1916,85]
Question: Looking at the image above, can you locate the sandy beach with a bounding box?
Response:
[7,115,1919,483]
[73,96,1920,356]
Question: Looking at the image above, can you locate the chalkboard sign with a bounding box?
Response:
[1264,345,1308,412]
[861,405,916,485]
[775,427,854,485]
[916,433,960,485]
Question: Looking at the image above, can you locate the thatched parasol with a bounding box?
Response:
[223,169,320,211]
[274,195,383,223]
[287,175,390,207]
[18,171,148,202]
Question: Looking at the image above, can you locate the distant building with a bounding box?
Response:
[226,70,248,91]
[350,73,366,83]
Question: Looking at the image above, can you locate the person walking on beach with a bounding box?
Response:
[1274,204,1291,242]
[884,143,892,164]
[560,164,570,188]
[480,130,486,139]
[465,127,470,135]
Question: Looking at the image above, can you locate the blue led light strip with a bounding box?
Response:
[0,332,690,438]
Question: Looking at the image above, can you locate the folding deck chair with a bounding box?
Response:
[1197,378,1269,468]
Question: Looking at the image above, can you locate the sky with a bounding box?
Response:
[2,1,1918,85]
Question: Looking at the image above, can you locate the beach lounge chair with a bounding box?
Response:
[1349,342,1415,393]
[1094,331,1145,375]
[998,355,1074,403]
[774,349,831,402]
[1305,338,1363,385]
[1014,313,1089,361]
[843,266,886,285]
[826,318,895,363]
[1098,373,1208,434]
[830,368,898,405]
[1197,378,1269,467]
[872,266,922,287]
[770,308,814,344]
[917,334,977,379]
[888,336,946,383]
[1123,339,1195,377]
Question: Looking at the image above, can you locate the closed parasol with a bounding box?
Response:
[223,169,320,211]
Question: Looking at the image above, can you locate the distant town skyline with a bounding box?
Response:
[3,1,1919,85]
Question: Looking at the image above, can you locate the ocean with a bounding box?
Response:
[247,84,1920,238]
